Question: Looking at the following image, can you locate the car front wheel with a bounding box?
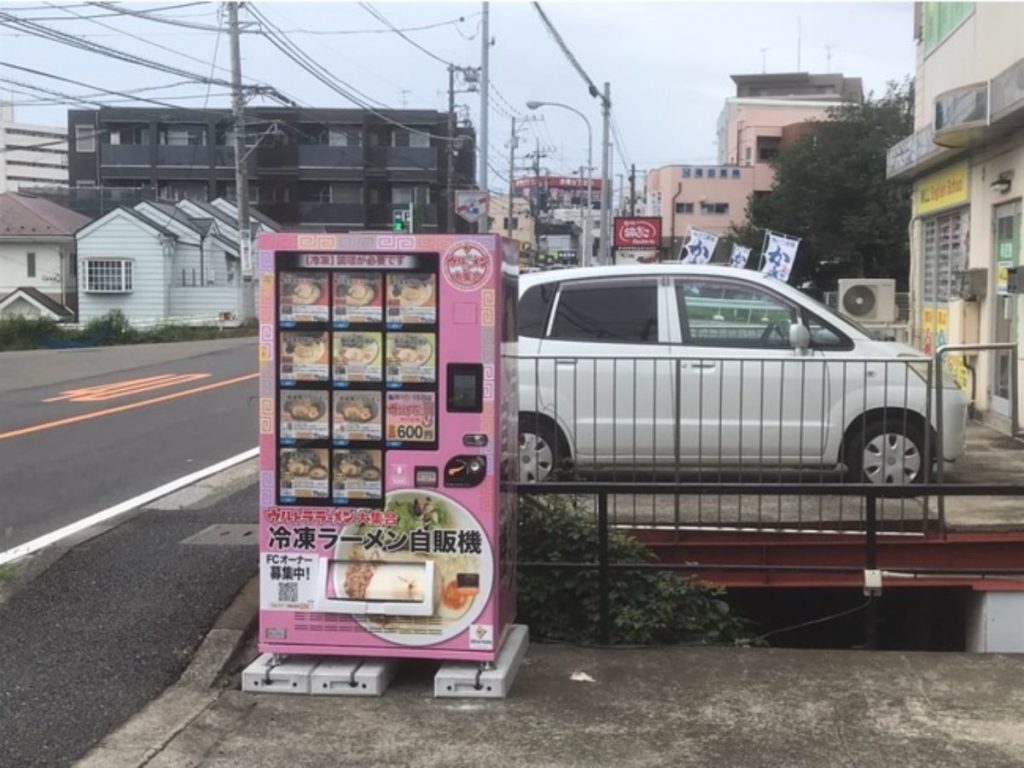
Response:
[846,420,927,485]
[519,418,560,483]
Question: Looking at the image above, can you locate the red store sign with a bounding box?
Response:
[614,217,662,248]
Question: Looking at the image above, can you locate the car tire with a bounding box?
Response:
[846,419,928,485]
[518,417,566,483]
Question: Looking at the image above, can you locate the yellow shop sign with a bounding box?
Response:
[916,162,969,215]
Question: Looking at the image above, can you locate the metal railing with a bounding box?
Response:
[518,351,974,534]
[517,482,1024,648]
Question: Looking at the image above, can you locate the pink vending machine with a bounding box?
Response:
[250,232,523,696]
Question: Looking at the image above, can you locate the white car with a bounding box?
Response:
[517,264,968,484]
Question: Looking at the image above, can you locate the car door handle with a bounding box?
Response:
[690,361,716,370]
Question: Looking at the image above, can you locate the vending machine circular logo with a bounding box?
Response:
[443,241,492,291]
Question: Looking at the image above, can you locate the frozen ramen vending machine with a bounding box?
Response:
[245,232,525,698]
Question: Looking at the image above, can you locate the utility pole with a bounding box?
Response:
[477,1,490,233]
[506,116,516,241]
[446,64,456,233]
[598,81,612,265]
[523,139,548,259]
[228,2,252,280]
[629,163,636,216]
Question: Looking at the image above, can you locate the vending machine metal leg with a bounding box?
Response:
[433,624,529,699]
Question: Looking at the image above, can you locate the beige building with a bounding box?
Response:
[887,2,1024,430]
[646,73,863,257]
[488,193,534,252]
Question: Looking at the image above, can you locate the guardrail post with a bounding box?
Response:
[865,491,879,651]
[934,349,946,530]
[598,491,611,645]
[1012,344,1020,437]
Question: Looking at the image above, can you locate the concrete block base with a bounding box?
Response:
[434,624,530,699]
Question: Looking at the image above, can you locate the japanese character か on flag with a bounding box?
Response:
[729,244,752,269]
[760,232,801,282]
[680,228,719,264]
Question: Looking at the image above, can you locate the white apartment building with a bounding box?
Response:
[0,103,68,193]
[886,2,1024,431]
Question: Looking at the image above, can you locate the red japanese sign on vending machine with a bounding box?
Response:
[251,232,522,689]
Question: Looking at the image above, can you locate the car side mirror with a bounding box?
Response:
[789,322,810,352]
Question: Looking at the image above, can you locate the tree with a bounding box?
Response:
[731,80,914,291]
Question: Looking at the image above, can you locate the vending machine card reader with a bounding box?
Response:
[255,234,519,667]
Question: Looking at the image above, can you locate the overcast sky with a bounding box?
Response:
[1,1,914,185]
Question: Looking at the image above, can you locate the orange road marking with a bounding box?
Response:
[44,373,212,402]
[1,372,259,442]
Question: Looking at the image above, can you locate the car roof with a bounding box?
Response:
[520,263,775,289]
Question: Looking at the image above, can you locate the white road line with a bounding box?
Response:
[0,447,259,567]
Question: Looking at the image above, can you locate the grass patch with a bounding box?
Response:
[0,310,257,352]
[0,564,17,585]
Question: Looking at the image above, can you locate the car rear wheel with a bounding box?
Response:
[519,418,562,483]
[846,420,927,485]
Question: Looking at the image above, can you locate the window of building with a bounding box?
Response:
[675,202,694,214]
[299,184,331,203]
[83,259,133,293]
[551,281,659,344]
[27,252,36,278]
[700,202,730,215]
[922,209,968,303]
[393,129,431,148]
[328,127,362,147]
[731,169,741,179]
[757,137,781,162]
[75,125,96,153]
[923,1,974,55]
[391,185,431,204]
[720,168,729,178]
[159,126,206,146]
[682,167,691,178]
[694,168,704,178]
[676,280,795,348]
[744,147,752,163]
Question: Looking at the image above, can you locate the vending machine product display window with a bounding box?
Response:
[256,235,520,666]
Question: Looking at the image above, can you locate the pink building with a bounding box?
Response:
[646,72,863,257]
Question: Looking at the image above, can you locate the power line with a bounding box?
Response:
[0,9,295,105]
[357,2,452,67]
[531,2,601,100]
[610,110,631,170]
[85,2,225,32]
[278,14,480,36]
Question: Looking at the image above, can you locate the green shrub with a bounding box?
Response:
[82,309,137,344]
[0,315,59,350]
[517,495,752,646]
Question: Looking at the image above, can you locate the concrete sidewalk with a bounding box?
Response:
[81,641,1024,768]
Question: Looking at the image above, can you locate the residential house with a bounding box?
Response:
[75,197,278,326]
[0,192,88,320]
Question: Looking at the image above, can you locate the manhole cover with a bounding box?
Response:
[181,524,257,546]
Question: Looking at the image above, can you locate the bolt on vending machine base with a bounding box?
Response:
[243,232,525,698]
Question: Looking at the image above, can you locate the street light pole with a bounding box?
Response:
[599,81,611,265]
[525,100,592,267]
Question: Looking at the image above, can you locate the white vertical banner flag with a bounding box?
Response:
[680,228,719,264]
[760,232,801,282]
[728,244,752,269]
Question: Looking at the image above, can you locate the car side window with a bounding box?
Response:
[676,279,796,348]
[518,282,557,338]
[803,312,854,350]
[551,281,659,343]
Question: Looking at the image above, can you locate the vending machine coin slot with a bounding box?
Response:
[444,455,487,488]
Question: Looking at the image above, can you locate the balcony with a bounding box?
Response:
[297,145,364,169]
[367,203,439,228]
[100,144,151,167]
[934,82,989,148]
[255,144,299,171]
[886,124,957,180]
[155,145,213,167]
[991,57,1024,132]
[366,146,439,172]
[296,202,366,226]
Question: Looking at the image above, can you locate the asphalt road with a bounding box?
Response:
[0,339,258,553]
[0,484,259,768]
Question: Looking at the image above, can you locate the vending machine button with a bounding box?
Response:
[414,467,438,488]
[462,433,489,447]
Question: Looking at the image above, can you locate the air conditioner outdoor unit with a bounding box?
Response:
[837,279,897,323]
